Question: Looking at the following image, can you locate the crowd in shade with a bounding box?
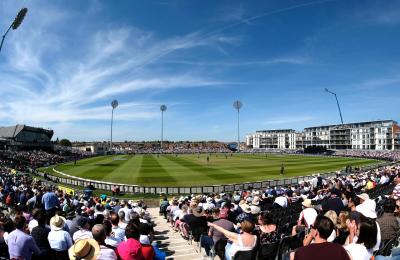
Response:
[161,163,400,260]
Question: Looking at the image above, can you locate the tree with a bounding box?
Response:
[59,139,72,147]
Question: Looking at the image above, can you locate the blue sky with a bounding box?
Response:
[0,0,399,142]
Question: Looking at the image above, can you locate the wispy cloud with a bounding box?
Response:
[355,3,400,26]
[0,2,238,125]
[162,56,310,67]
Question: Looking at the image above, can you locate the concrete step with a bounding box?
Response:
[149,207,204,260]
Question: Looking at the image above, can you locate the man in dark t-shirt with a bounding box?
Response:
[294,215,350,260]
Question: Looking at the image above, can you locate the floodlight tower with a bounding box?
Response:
[325,88,344,124]
[110,100,118,151]
[233,100,243,152]
[160,105,167,152]
[0,8,28,53]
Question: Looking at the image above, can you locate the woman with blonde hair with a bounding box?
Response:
[335,211,350,245]
[208,220,257,260]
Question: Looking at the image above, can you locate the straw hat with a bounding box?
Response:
[302,199,313,208]
[50,215,66,231]
[68,239,100,260]
[240,204,251,214]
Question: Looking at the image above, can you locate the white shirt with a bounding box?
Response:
[48,230,73,251]
[118,207,132,222]
[98,245,117,260]
[72,229,93,242]
[344,243,372,260]
[105,236,122,247]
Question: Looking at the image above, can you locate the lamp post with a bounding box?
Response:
[110,100,118,152]
[324,88,344,124]
[160,105,167,152]
[233,100,243,152]
[0,8,28,53]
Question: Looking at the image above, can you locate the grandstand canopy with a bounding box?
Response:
[0,125,53,143]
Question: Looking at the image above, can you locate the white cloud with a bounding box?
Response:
[0,1,238,126]
[161,56,310,67]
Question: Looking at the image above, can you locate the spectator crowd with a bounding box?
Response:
[161,163,400,260]
[0,149,399,259]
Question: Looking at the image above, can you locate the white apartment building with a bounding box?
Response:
[246,120,400,150]
[246,129,297,149]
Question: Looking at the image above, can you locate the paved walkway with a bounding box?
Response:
[148,207,207,260]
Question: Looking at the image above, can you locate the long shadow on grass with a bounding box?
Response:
[137,155,178,185]
[164,155,242,182]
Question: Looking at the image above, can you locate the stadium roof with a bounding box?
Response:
[0,124,53,139]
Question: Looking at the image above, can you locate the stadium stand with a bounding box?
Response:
[0,125,54,150]
[0,148,398,259]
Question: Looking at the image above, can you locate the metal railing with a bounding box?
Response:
[35,161,393,195]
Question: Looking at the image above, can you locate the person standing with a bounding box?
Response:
[7,215,41,260]
[42,187,59,221]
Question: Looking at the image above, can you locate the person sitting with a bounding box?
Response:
[294,199,318,234]
[72,217,93,242]
[208,219,257,260]
[292,216,350,260]
[92,224,117,260]
[377,199,399,241]
[110,211,126,242]
[254,212,279,245]
[188,206,208,242]
[334,211,350,245]
[344,214,377,260]
[201,208,234,256]
[116,220,144,260]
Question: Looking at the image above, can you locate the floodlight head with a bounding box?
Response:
[160,104,167,112]
[233,100,242,110]
[111,100,118,109]
[12,8,28,30]
[324,88,329,92]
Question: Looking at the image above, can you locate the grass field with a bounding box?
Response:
[48,154,381,187]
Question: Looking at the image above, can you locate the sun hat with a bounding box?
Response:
[302,199,313,208]
[50,215,66,231]
[356,199,377,219]
[192,206,205,217]
[68,238,100,260]
[240,204,251,214]
[357,193,370,202]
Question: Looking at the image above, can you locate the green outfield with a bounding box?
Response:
[46,154,381,187]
